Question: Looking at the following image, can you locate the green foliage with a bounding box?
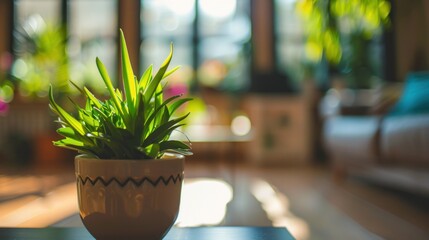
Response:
[11,17,70,98]
[296,0,391,64]
[49,29,192,160]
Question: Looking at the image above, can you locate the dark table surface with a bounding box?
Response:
[0,226,295,240]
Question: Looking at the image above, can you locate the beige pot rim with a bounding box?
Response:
[75,153,185,184]
[75,152,184,162]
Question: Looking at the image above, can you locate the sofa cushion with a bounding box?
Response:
[388,72,429,116]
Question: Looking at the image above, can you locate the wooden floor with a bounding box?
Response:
[1,160,429,240]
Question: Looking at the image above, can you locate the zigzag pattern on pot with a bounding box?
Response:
[77,174,183,187]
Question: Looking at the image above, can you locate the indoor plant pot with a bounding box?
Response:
[49,29,192,239]
[75,154,184,239]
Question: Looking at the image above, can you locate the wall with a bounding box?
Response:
[251,0,274,73]
[0,0,13,56]
[394,0,429,81]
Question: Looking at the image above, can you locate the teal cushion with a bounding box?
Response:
[388,72,429,116]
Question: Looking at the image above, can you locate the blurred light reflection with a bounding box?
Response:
[200,0,236,19]
[231,115,252,136]
[164,0,195,16]
[251,179,309,240]
[176,178,233,227]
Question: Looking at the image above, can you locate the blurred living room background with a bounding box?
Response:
[0,0,428,239]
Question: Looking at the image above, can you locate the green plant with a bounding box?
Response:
[49,29,192,159]
[296,0,390,64]
[12,17,70,98]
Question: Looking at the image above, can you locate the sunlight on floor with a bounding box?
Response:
[0,182,77,227]
[176,178,233,227]
[250,178,309,240]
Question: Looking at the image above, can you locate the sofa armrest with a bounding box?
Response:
[323,116,381,166]
[381,115,429,165]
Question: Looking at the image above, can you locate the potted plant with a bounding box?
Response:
[49,29,192,240]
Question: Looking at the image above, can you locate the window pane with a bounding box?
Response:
[14,0,61,25]
[141,0,251,92]
[198,38,249,90]
[198,0,250,39]
[141,0,195,38]
[141,0,195,91]
[13,0,62,55]
[68,0,118,92]
[198,0,251,91]
[275,0,307,88]
[140,40,193,97]
[140,39,192,70]
[12,0,64,98]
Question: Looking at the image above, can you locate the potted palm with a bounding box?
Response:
[49,29,192,240]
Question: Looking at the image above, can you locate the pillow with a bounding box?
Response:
[388,72,429,116]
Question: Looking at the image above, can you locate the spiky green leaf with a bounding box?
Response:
[96,57,124,118]
[120,29,137,115]
[139,64,153,90]
[159,140,191,152]
[49,86,86,136]
[142,113,189,147]
[144,43,173,103]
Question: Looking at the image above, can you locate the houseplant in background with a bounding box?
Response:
[49,29,192,239]
[296,0,391,89]
[11,15,71,100]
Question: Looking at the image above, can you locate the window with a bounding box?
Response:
[15,0,61,25]
[68,0,118,92]
[140,0,195,92]
[13,0,64,97]
[274,0,307,89]
[12,0,118,97]
[140,0,251,93]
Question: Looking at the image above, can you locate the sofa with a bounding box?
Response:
[322,72,429,195]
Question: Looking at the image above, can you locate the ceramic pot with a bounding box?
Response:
[75,154,185,240]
